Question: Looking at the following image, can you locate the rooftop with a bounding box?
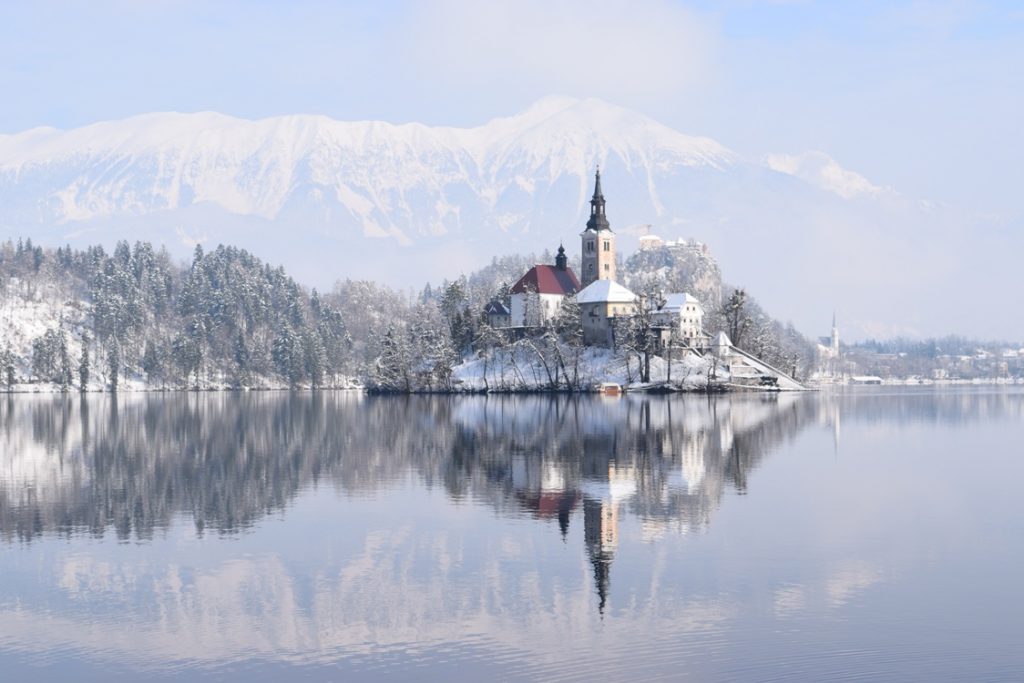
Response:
[510,265,580,296]
[577,279,637,304]
[483,300,510,315]
[660,293,703,311]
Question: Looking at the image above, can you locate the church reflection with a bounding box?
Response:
[480,395,816,612]
[8,389,1009,610]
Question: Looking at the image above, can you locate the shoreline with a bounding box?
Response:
[4,376,1020,396]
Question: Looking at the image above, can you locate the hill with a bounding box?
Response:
[0,239,354,390]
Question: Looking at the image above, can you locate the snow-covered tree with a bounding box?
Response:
[1,344,14,389]
[78,336,90,392]
[373,325,413,392]
[107,344,120,392]
[552,294,584,388]
[724,288,751,348]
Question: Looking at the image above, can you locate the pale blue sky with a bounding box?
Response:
[3,0,1021,216]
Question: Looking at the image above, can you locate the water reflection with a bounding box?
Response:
[0,393,814,544]
[453,396,820,612]
[3,391,1022,555]
[1,389,1022,680]
[0,392,821,618]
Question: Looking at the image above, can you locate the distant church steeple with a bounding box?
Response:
[831,312,839,354]
[555,243,568,271]
[580,167,617,288]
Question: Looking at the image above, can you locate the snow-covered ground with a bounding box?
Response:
[451,343,721,393]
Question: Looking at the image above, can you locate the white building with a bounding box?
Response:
[577,279,638,346]
[509,245,580,327]
[638,234,664,251]
[651,293,705,345]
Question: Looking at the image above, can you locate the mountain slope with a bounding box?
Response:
[0,97,731,239]
[1,97,1018,340]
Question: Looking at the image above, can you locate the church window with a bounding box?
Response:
[604,264,609,272]
[603,241,610,252]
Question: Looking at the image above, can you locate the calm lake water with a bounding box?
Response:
[0,388,1022,682]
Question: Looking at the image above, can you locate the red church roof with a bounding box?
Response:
[510,265,580,296]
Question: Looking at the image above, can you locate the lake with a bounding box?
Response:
[0,388,1022,681]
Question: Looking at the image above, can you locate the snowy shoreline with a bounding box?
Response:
[9,376,1018,396]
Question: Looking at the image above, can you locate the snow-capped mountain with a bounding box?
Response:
[0,96,1015,339]
[0,96,731,241]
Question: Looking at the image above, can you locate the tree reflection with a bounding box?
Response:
[3,391,1012,588]
[1,388,1021,674]
[3,389,1019,608]
[0,392,841,607]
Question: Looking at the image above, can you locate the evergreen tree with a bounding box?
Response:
[172,319,205,389]
[302,330,326,387]
[495,281,512,307]
[78,336,90,392]
[373,326,412,392]
[724,288,750,347]
[107,344,120,391]
[142,339,164,388]
[31,331,57,381]
[58,332,72,391]
[272,324,302,386]
[232,332,251,386]
[1,344,14,389]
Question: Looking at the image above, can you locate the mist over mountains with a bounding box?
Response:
[1,96,1017,341]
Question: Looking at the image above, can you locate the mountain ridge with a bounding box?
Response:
[2,96,1014,341]
[0,97,737,232]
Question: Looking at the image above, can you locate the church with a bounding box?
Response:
[575,168,706,348]
[507,244,580,327]
[492,168,706,348]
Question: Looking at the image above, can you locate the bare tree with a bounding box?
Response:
[551,294,584,389]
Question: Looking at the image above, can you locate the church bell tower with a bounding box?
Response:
[580,168,616,288]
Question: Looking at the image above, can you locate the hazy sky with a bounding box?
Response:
[3,0,1021,216]
[2,0,1022,339]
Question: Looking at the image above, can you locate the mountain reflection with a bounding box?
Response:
[4,388,1019,540]
[2,389,1023,676]
[0,393,815,547]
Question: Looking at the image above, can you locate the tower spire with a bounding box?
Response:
[586,167,610,232]
[555,242,568,271]
[580,166,616,287]
[831,312,839,354]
